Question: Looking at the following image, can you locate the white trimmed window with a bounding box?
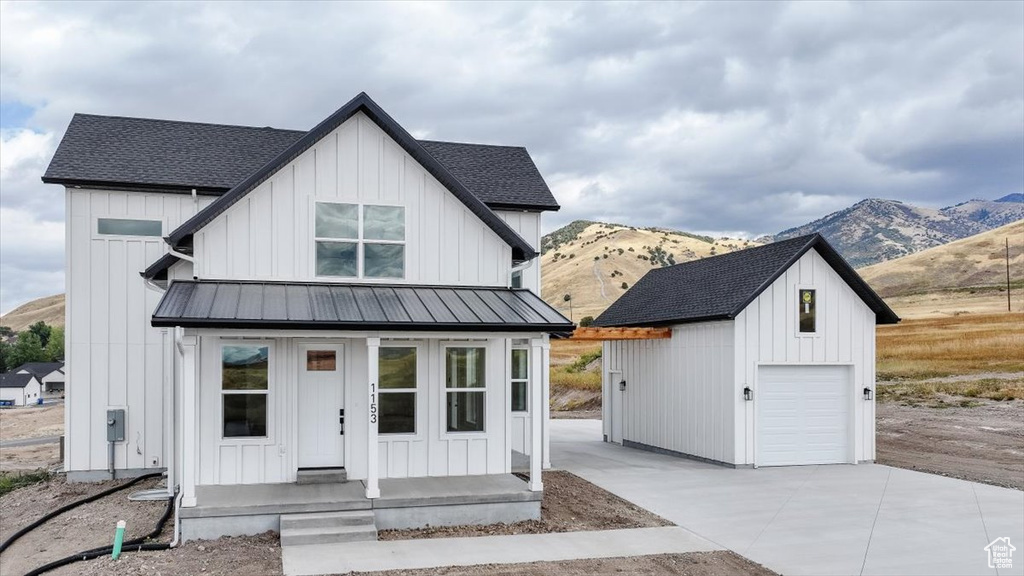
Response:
[315,202,405,279]
[446,347,486,432]
[379,346,417,434]
[221,345,269,438]
[97,218,162,237]
[511,348,528,412]
[799,288,817,334]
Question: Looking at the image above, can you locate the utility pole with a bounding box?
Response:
[1007,238,1012,313]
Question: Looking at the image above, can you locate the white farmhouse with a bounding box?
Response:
[0,373,43,406]
[594,235,899,468]
[43,93,572,541]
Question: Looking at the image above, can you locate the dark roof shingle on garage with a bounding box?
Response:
[593,234,899,328]
[152,280,574,332]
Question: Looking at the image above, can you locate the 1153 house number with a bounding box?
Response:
[369,382,378,425]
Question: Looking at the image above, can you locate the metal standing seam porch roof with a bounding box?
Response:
[152,280,575,332]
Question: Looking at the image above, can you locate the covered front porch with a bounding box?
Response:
[153,280,572,539]
[181,473,542,540]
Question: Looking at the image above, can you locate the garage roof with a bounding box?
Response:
[152,280,575,332]
[593,234,900,327]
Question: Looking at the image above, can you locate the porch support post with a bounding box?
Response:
[366,337,380,499]
[180,335,198,507]
[528,337,546,492]
[542,334,552,469]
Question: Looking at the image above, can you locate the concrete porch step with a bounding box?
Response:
[280,511,377,546]
[296,468,347,485]
[280,510,375,530]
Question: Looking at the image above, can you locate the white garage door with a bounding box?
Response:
[757,365,851,466]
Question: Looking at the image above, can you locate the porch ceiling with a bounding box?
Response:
[152,280,575,332]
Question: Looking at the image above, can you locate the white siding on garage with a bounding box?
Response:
[733,248,876,466]
[65,188,214,474]
[603,321,735,464]
[194,112,513,286]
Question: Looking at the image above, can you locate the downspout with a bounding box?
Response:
[170,326,186,546]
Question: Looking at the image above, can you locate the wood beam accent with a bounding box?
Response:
[570,327,673,341]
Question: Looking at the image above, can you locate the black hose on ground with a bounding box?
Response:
[23,485,176,576]
[0,471,164,554]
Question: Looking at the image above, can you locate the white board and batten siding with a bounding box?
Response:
[193,111,512,287]
[603,321,736,464]
[496,211,542,294]
[193,336,510,485]
[603,248,876,467]
[734,248,876,466]
[65,188,213,473]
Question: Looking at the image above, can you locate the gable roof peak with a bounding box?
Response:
[165,92,538,263]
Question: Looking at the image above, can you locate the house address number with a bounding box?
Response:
[369,382,378,425]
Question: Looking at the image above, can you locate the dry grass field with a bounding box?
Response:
[876,312,1024,381]
[0,293,65,331]
[860,219,1023,298]
[541,223,760,320]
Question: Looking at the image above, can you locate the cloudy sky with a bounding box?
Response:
[1,1,1022,314]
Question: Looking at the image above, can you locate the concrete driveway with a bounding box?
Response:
[552,420,1024,576]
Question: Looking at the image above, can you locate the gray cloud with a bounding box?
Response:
[0,1,1021,313]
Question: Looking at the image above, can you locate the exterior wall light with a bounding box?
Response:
[743,386,753,401]
[863,387,873,400]
[619,380,627,391]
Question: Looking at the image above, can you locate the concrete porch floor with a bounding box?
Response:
[180,473,542,539]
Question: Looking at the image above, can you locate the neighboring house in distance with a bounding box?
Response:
[15,362,65,398]
[594,234,899,468]
[0,373,43,407]
[42,92,572,541]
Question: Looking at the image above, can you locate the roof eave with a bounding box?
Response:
[41,177,228,196]
[151,318,574,332]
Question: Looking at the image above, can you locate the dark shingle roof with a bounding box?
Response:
[0,373,38,389]
[593,234,900,328]
[14,362,64,380]
[418,141,558,210]
[43,114,305,193]
[152,280,574,332]
[42,111,559,211]
[165,93,537,262]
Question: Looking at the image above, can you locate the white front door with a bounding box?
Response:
[609,370,623,444]
[757,365,852,466]
[298,344,345,468]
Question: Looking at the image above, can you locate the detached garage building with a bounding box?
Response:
[593,234,899,467]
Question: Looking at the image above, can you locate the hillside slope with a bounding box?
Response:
[773,195,1023,267]
[860,219,1023,298]
[541,221,761,320]
[0,293,65,331]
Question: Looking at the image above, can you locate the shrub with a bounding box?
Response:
[621,282,628,289]
[579,316,594,327]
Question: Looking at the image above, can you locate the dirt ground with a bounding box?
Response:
[876,396,1024,490]
[365,551,777,576]
[551,409,601,420]
[0,403,63,441]
[380,470,670,540]
[0,442,61,472]
[46,532,283,576]
[0,476,171,576]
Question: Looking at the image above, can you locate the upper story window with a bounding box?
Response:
[97,218,162,237]
[511,270,523,289]
[799,289,817,333]
[315,202,405,279]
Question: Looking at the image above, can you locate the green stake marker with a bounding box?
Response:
[111,520,126,560]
